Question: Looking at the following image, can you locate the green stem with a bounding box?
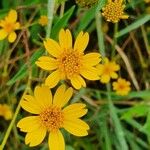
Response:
[60,2,65,18]
[111,23,118,58]
[95,11,105,57]
[0,90,27,150]
[46,0,55,38]
[106,83,128,150]
[141,25,150,56]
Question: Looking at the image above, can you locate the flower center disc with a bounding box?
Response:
[103,2,123,22]
[4,22,14,33]
[40,106,64,132]
[59,51,82,78]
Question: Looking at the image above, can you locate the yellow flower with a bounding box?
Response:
[0,104,13,120]
[97,58,120,83]
[113,78,131,96]
[17,85,89,150]
[0,9,20,43]
[75,0,98,8]
[38,15,48,26]
[102,0,129,23]
[144,0,150,3]
[36,29,101,89]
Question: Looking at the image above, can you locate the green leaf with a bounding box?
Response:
[7,49,44,85]
[141,111,150,135]
[121,104,149,120]
[66,145,75,150]
[116,15,150,38]
[76,6,96,33]
[51,6,75,39]
[128,90,150,99]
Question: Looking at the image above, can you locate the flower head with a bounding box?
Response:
[0,9,20,43]
[38,15,48,26]
[97,58,120,83]
[17,85,89,150]
[0,104,13,120]
[102,0,129,23]
[36,29,101,89]
[144,0,150,3]
[113,78,131,96]
[75,0,98,8]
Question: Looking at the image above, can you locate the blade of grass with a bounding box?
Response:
[107,84,128,150]
[116,15,150,38]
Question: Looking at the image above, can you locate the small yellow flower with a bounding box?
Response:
[0,9,20,43]
[36,29,101,89]
[144,0,150,3]
[102,0,129,23]
[38,15,48,26]
[75,0,98,8]
[0,104,13,120]
[97,58,120,83]
[17,85,89,150]
[113,78,131,96]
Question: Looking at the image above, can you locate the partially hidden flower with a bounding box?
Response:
[36,29,101,89]
[0,104,13,120]
[144,0,150,3]
[38,15,48,26]
[113,78,131,96]
[17,85,89,150]
[102,0,129,23]
[97,58,120,83]
[75,0,98,8]
[0,9,20,43]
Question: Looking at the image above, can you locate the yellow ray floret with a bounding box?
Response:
[36,29,101,89]
[113,78,131,96]
[0,9,20,43]
[97,58,120,83]
[102,0,129,23]
[38,15,48,26]
[17,85,89,150]
[0,104,12,120]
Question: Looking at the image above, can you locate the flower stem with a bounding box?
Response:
[46,0,55,38]
[0,90,27,150]
[106,83,128,150]
[111,22,118,58]
[95,11,105,57]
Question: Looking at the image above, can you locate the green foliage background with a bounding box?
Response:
[0,0,150,150]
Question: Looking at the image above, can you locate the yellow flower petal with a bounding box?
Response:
[35,56,58,71]
[82,53,101,66]
[74,31,89,53]
[25,128,46,146]
[80,67,100,80]
[0,20,5,27]
[7,9,17,23]
[71,75,86,89]
[100,74,110,83]
[14,22,20,30]
[63,103,87,118]
[20,95,42,114]
[34,86,52,108]
[110,72,118,79]
[59,29,72,50]
[48,130,65,150]
[0,29,8,40]
[44,39,62,57]
[63,118,89,136]
[53,84,66,104]
[8,32,16,43]
[45,70,60,88]
[53,85,73,107]
[17,116,41,132]
[121,15,129,19]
